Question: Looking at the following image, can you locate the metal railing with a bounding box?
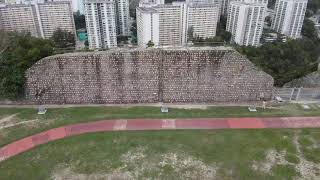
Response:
[276,88,320,102]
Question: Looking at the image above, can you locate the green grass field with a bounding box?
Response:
[0,104,320,147]
[0,104,320,179]
[0,129,320,180]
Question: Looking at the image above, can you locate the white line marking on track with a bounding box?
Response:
[113,120,127,130]
[162,119,176,129]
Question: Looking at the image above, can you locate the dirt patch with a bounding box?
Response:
[252,149,288,173]
[0,113,54,130]
[0,119,39,130]
[159,152,218,179]
[252,133,320,179]
[52,147,219,179]
[292,133,320,180]
[0,114,17,124]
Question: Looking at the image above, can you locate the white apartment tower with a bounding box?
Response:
[0,2,76,39]
[185,0,227,15]
[0,4,40,37]
[272,0,307,39]
[157,2,188,46]
[84,0,117,49]
[136,7,160,47]
[188,4,219,39]
[136,2,220,47]
[37,2,75,39]
[139,0,164,8]
[226,0,267,46]
[115,0,130,36]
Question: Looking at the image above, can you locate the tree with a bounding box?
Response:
[0,32,54,99]
[130,21,137,44]
[216,16,232,43]
[187,26,194,41]
[51,28,75,49]
[73,11,86,30]
[0,30,9,55]
[220,31,232,42]
[84,40,89,47]
[237,38,320,86]
[302,19,318,41]
[147,40,155,47]
[307,0,320,13]
[265,16,272,27]
[268,0,276,8]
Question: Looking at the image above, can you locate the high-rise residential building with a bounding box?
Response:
[115,0,130,36]
[139,0,164,7]
[185,0,227,15]
[221,0,229,15]
[37,2,75,39]
[0,4,39,37]
[226,0,267,46]
[4,0,18,4]
[188,3,219,39]
[157,2,188,46]
[0,2,76,39]
[272,0,307,39]
[136,2,220,47]
[136,7,160,47]
[137,2,187,47]
[84,0,117,49]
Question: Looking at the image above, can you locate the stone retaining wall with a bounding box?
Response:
[25,47,274,104]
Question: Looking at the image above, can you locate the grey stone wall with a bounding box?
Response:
[25,47,274,104]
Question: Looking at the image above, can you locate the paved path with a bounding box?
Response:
[1,117,320,162]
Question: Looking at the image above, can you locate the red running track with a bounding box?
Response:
[1,117,320,162]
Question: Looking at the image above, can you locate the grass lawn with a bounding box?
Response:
[0,104,320,147]
[0,129,320,179]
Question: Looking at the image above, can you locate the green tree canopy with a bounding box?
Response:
[74,11,86,30]
[51,28,75,49]
[307,0,320,13]
[147,40,155,47]
[302,19,319,41]
[0,32,54,99]
[237,38,320,86]
[130,21,137,44]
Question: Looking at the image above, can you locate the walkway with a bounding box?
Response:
[1,117,320,162]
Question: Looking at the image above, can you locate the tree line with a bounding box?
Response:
[0,29,76,100]
[237,19,320,86]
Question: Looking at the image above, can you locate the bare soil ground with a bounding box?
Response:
[52,147,219,180]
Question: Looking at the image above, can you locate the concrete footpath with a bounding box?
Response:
[1,116,320,162]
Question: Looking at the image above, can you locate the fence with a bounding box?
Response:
[276,88,320,102]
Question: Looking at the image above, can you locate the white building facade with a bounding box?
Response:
[84,0,117,49]
[226,0,267,46]
[136,7,160,47]
[0,2,76,39]
[0,4,39,37]
[115,0,130,36]
[37,2,75,39]
[84,0,130,49]
[272,0,307,39]
[185,0,229,15]
[188,4,219,39]
[136,2,220,47]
